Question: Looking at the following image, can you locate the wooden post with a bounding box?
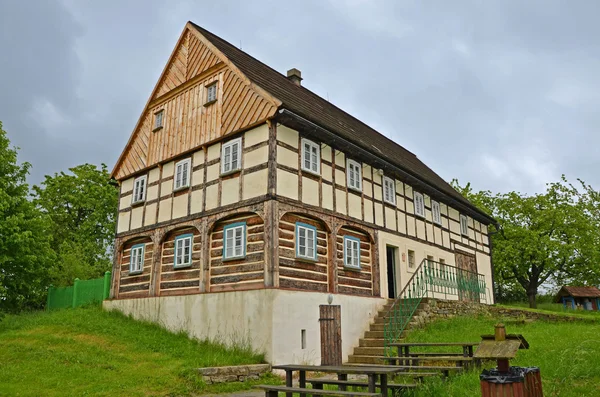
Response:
[319,304,342,366]
[495,323,510,373]
[72,278,80,308]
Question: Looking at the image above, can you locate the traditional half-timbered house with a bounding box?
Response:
[105,22,497,364]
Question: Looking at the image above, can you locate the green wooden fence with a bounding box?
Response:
[47,271,111,310]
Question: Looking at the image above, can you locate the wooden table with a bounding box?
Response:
[389,342,479,366]
[272,364,405,397]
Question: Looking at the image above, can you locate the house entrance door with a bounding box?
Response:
[454,250,479,302]
[386,246,397,298]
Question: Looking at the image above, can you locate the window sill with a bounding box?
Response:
[204,99,217,107]
[343,265,361,272]
[173,185,190,194]
[383,199,396,206]
[295,256,318,263]
[301,167,321,177]
[131,200,145,208]
[220,169,241,178]
[128,270,143,276]
[222,255,246,262]
[414,213,425,219]
[174,263,192,270]
[152,126,163,133]
[348,186,362,194]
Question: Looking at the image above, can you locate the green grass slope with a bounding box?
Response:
[0,306,271,396]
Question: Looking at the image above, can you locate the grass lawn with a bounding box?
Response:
[0,305,279,396]
[502,302,600,318]
[402,315,600,397]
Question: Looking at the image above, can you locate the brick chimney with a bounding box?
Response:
[287,68,303,86]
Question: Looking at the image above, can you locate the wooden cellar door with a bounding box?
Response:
[455,250,479,302]
[319,305,342,365]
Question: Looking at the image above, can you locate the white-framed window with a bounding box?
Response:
[174,234,193,268]
[383,176,396,205]
[206,83,217,103]
[132,175,147,204]
[347,159,362,191]
[301,138,320,174]
[129,244,145,274]
[174,159,191,190]
[296,222,317,260]
[223,222,246,259]
[154,110,164,130]
[221,138,241,174]
[460,214,469,236]
[413,192,425,217]
[432,200,441,225]
[408,250,416,268]
[344,236,361,269]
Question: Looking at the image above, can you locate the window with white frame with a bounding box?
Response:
[432,200,441,225]
[206,83,217,103]
[460,214,469,236]
[132,175,147,204]
[344,236,361,269]
[296,222,317,260]
[383,176,396,205]
[223,222,246,259]
[221,138,241,174]
[347,159,362,191]
[408,250,416,268]
[154,110,164,130]
[174,159,191,190]
[174,234,193,268]
[413,192,425,217]
[129,244,145,274]
[301,138,320,174]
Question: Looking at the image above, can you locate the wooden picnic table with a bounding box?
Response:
[388,342,480,367]
[271,364,406,397]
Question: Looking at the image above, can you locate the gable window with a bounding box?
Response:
[413,192,425,217]
[344,236,361,269]
[154,110,164,131]
[206,83,217,104]
[296,222,317,260]
[132,175,147,204]
[174,159,191,190]
[460,214,469,236]
[174,234,193,268]
[301,138,320,174]
[223,222,246,260]
[383,176,396,205]
[129,244,145,274]
[221,138,241,174]
[347,159,362,191]
[432,201,441,225]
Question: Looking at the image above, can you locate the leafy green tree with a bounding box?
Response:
[453,177,600,308]
[0,122,56,313]
[33,164,118,286]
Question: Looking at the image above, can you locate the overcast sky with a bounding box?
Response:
[1,0,598,194]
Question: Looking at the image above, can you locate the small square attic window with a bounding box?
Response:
[206,83,217,104]
[154,110,164,131]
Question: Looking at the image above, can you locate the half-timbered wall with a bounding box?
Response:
[119,239,153,298]
[159,227,202,296]
[336,227,373,296]
[210,213,265,292]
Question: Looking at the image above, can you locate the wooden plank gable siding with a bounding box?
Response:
[336,227,374,296]
[159,227,202,296]
[278,213,329,292]
[119,239,153,298]
[209,213,265,291]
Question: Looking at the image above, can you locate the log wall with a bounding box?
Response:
[159,227,202,296]
[336,227,373,296]
[118,239,153,298]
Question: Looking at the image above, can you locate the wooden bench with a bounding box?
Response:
[258,385,381,397]
[308,378,417,391]
[383,355,473,368]
[384,365,464,378]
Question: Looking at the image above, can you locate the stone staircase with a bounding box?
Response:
[347,298,433,364]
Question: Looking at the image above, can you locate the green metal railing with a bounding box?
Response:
[47,271,111,310]
[384,259,487,354]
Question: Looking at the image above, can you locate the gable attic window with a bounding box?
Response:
[174,159,191,190]
[221,138,241,174]
[301,138,320,174]
[413,192,425,218]
[153,110,164,131]
[347,159,362,191]
[432,200,441,225]
[132,175,147,204]
[205,83,217,105]
[383,176,396,205]
[460,214,469,236]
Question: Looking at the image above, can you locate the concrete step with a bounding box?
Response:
[346,355,386,365]
[364,330,385,338]
[359,338,385,347]
[373,309,425,324]
[353,346,386,356]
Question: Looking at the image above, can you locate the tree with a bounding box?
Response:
[0,122,56,313]
[33,164,118,286]
[453,177,600,308]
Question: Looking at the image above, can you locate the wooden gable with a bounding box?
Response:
[112,23,281,180]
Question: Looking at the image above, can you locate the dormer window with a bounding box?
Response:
[154,110,164,131]
[206,83,217,105]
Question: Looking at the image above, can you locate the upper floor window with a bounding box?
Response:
[206,83,217,104]
[432,201,441,225]
[460,214,469,236]
[296,222,317,260]
[174,159,191,190]
[223,222,246,260]
[343,236,361,269]
[413,192,425,217]
[301,138,320,174]
[174,234,193,268]
[383,176,396,205]
[132,175,147,204]
[347,159,362,191]
[221,138,241,174]
[129,244,145,274]
[154,110,164,130]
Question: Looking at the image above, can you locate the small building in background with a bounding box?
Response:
[556,286,600,311]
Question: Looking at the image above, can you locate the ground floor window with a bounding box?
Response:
[223,222,246,259]
[344,236,361,269]
[174,234,193,268]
